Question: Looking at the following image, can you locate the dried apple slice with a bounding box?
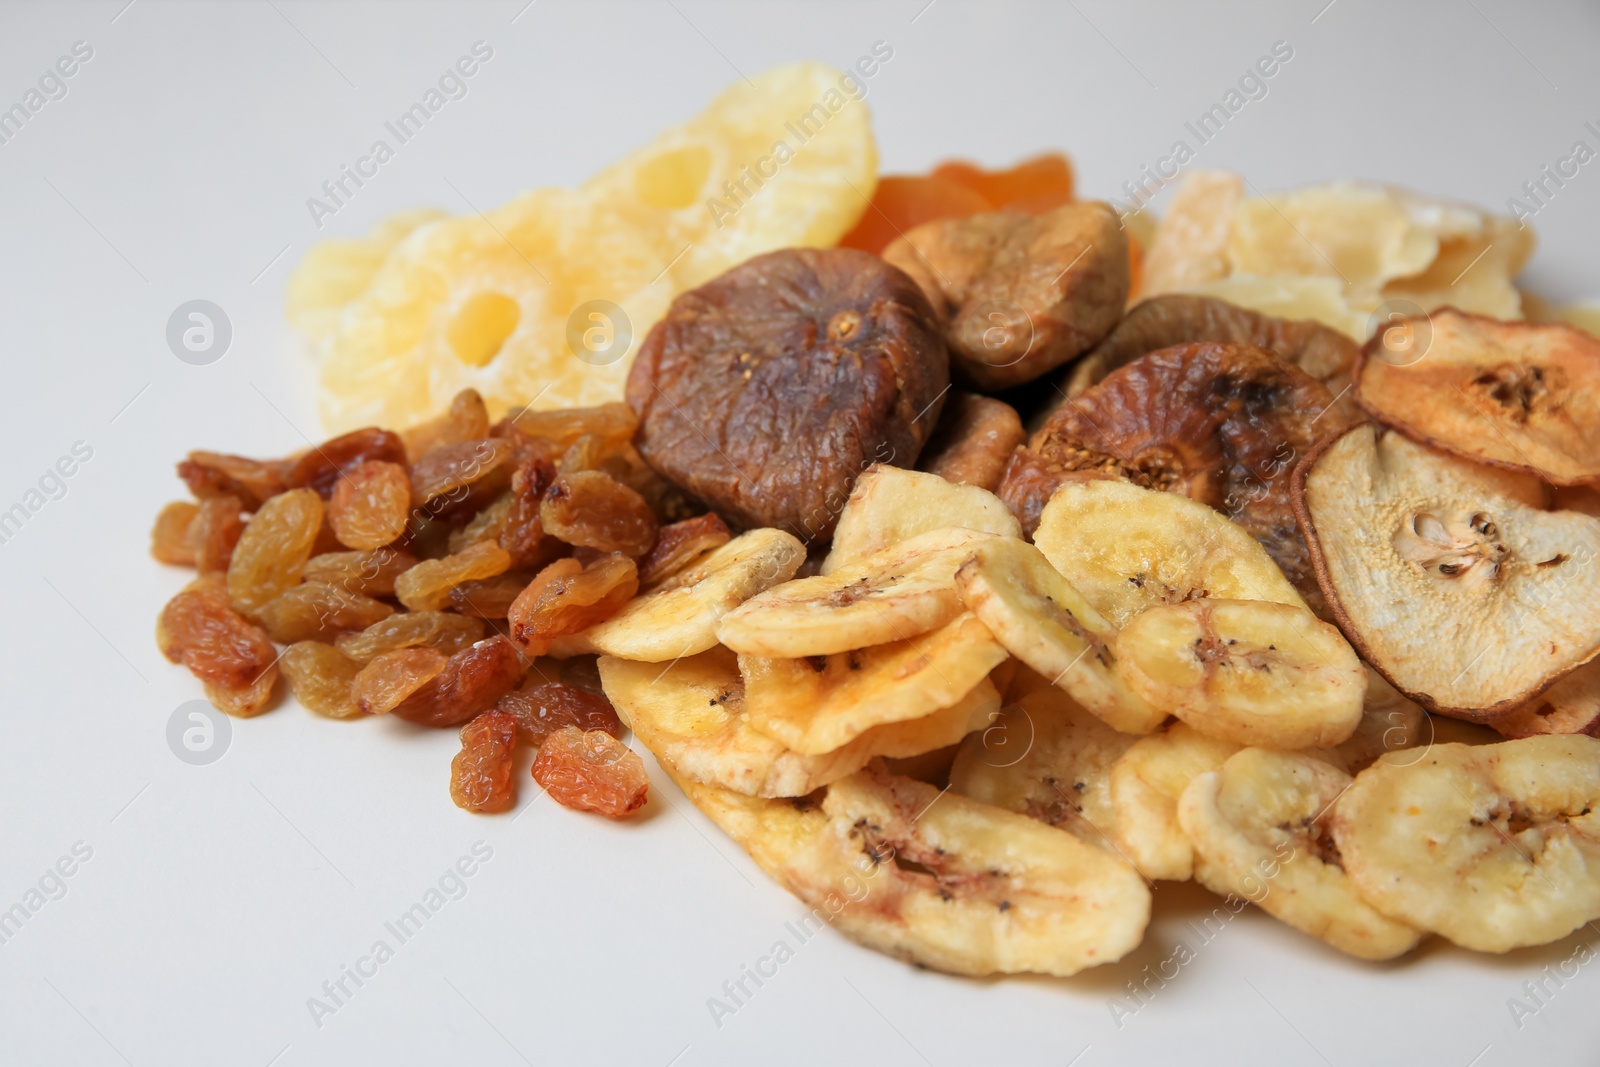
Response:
[1293,424,1600,720]
[1354,309,1600,487]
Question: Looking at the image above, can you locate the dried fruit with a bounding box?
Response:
[156,577,278,716]
[280,641,364,719]
[1138,170,1245,298]
[225,488,324,616]
[883,202,1128,389]
[539,470,658,557]
[447,570,537,618]
[284,428,408,498]
[1330,736,1600,952]
[302,546,419,596]
[1109,722,1241,881]
[498,458,557,566]
[408,438,513,507]
[328,460,412,550]
[403,388,490,460]
[1493,662,1600,739]
[504,402,638,452]
[637,512,730,586]
[1294,425,1600,720]
[178,451,285,508]
[628,247,949,541]
[837,174,992,256]
[450,709,520,813]
[336,611,486,662]
[394,540,512,612]
[388,635,525,727]
[285,206,447,342]
[188,494,245,573]
[151,501,199,565]
[1353,310,1600,486]
[915,392,1025,492]
[354,647,448,715]
[822,465,1020,574]
[252,581,395,644]
[930,154,1075,215]
[1004,342,1350,611]
[507,554,638,653]
[496,679,622,744]
[532,726,649,818]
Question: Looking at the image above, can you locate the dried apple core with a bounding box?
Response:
[1393,509,1507,587]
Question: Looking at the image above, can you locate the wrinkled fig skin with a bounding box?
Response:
[916,391,1025,492]
[884,202,1128,391]
[1001,342,1351,615]
[628,248,949,544]
[1051,294,1358,432]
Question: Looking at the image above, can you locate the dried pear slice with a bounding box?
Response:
[1178,749,1426,960]
[1354,309,1600,487]
[1330,736,1600,952]
[1293,424,1600,720]
[1494,661,1600,740]
[717,527,991,657]
[1034,479,1306,630]
[954,536,1165,734]
[822,465,1021,574]
[601,649,997,798]
[741,612,1007,755]
[1114,599,1365,750]
[671,761,1151,976]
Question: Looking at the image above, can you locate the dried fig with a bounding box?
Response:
[915,391,1024,492]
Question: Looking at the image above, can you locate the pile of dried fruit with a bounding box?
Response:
[153,65,1600,982]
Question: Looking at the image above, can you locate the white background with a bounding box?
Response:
[2,2,1598,1065]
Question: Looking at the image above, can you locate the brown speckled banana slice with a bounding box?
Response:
[955,536,1166,734]
[823,464,1022,574]
[600,648,997,798]
[1034,479,1306,629]
[1109,723,1241,881]
[717,527,992,657]
[670,761,1151,977]
[1116,599,1365,750]
[1331,736,1600,952]
[1178,748,1426,960]
[949,684,1139,855]
[573,528,805,662]
[742,612,1008,755]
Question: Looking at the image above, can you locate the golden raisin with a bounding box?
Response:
[409,438,513,507]
[532,726,648,818]
[329,460,412,550]
[539,470,658,557]
[447,570,537,619]
[449,709,520,813]
[253,581,395,644]
[157,576,279,709]
[280,641,364,719]
[403,388,490,461]
[178,451,285,508]
[336,611,486,662]
[394,540,512,611]
[499,458,558,566]
[503,402,636,451]
[496,680,622,744]
[302,547,419,596]
[507,554,639,653]
[284,427,407,498]
[354,647,448,715]
[226,488,324,616]
[637,512,730,586]
[188,494,245,573]
[388,636,525,728]
[151,501,199,565]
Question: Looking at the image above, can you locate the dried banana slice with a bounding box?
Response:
[1331,736,1600,952]
[822,465,1021,574]
[1115,599,1365,749]
[1034,479,1306,629]
[572,528,804,662]
[717,528,991,657]
[1178,748,1426,960]
[600,648,997,798]
[954,536,1165,734]
[950,684,1138,854]
[1110,723,1241,881]
[672,761,1151,976]
[1317,670,1426,773]
[742,612,1007,755]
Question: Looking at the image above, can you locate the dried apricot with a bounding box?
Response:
[838,175,992,256]
[226,488,324,616]
[507,554,639,653]
[329,460,412,550]
[931,154,1075,214]
[637,512,730,586]
[188,494,245,573]
[302,547,419,597]
[496,679,622,744]
[540,470,658,557]
[280,641,364,719]
[178,451,285,508]
[336,611,486,662]
[532,726,649,818]
[394,540,512,611]
[151,501,199,565]
[354,647,448,715]
[450,709,520,813]
[284,428,407,498]
[253,581,395,644]
[389,636,525,728]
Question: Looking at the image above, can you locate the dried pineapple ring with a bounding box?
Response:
[566,528,805,663]
[742,612,1008,755]
[1034,479,1306,631]
[1331,736,1600,952]
[1178,749,1426,960]
[954,536,1165,734]
[822,465,1021,574]
[717,527,993,658]
[1109,722,1240,881]
[671,761,1151,977]
[600,649,997,798]
[285,207,447,343]
[949,684,1138,854]
[1115,599,1365,750]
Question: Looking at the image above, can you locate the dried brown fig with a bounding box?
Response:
[1293,424,1600,721]
[628,248,948,542]
[915,392,1025,492]
[883,202,1127,390]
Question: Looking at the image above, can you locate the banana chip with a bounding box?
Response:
[717,528,991,657]
[822,465,1021,574]
[954,536,1165,734]
[1034,480,1306,629]
[601,648,997,798]
[1115,599,1365,749]
[672,761,1151,976]
[572,528,804,662]
[1109,723,1241,881]
[742,612,1007,755]
[1179,748,1426,960]
[1331,736,1600,952]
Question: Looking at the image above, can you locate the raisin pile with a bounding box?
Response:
[152,390,667,818]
